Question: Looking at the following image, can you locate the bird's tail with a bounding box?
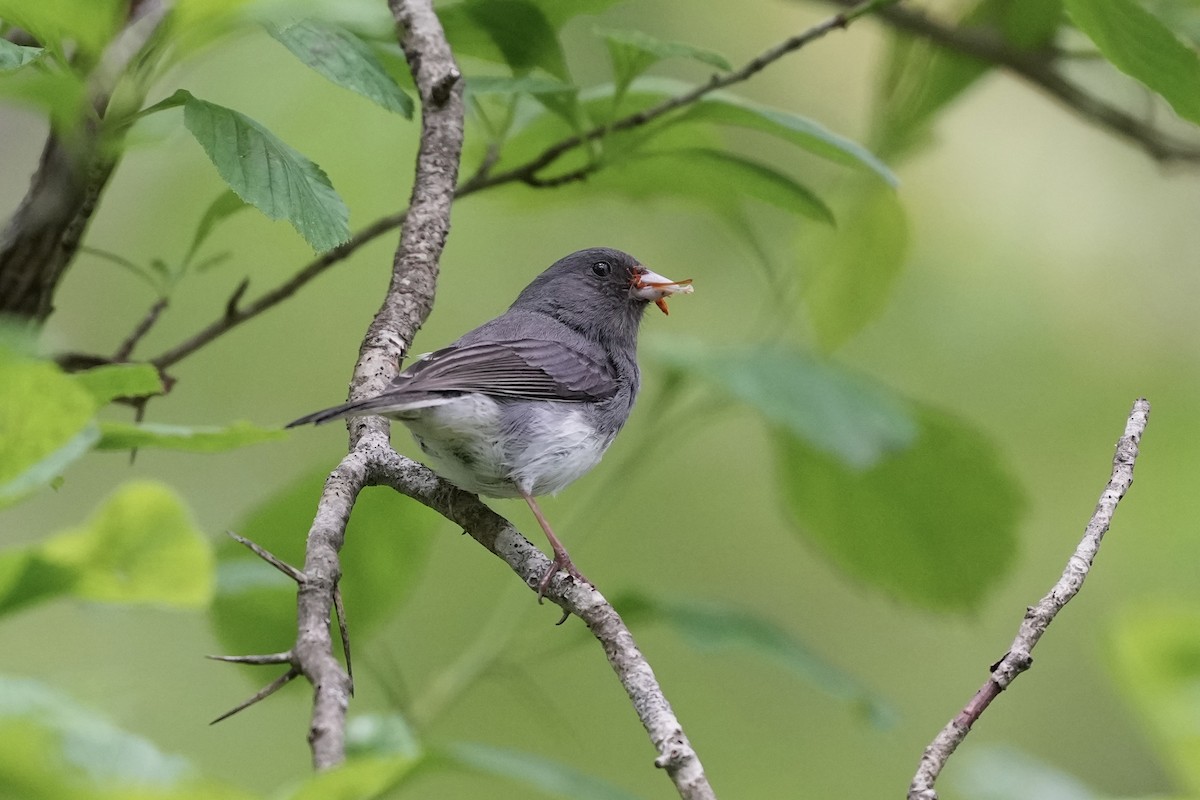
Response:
[286,393,449,428]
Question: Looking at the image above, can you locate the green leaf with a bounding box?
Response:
[874,0,1062,158]
[1111,606,1200,791]
[440,0,568,80]
[0,39,45,70]
[948,745,1102,800]
[268,19,414,117]
[465,74,574,97]
[175,90,350,252]
[648,337,917,470]
[183,189,248,268]
[38,480,214,608]
[633,148,835,224]
[803,183,909,351]
[95,420,287,452]
[440,743,641,800]
[210,470,438,657]
[0,0,123,59]
[777,404,1024,611]
[0,349,98,507]
[615,592,894,726]
[0,60,86,127]
[0,550,77,617]
[72,363,163,405]
[597,28,729,113]
[1065,0,1200,124]
[346,714,423,760]
[0,676,258,799]
[285,756,421,800]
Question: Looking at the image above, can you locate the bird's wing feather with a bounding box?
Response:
[395,339,616,402]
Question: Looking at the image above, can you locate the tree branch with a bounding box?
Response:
[908,398,1151,800]
[831,0,1200,163]
[0,0,168,321]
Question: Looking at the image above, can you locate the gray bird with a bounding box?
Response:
[288,248,694,599]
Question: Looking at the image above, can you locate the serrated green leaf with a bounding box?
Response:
[803,183,909,351]
[0,349,98,507]
[183,189,248,268]
[441,0,568,80]
[1066,0,1200,124]
[268,19,414,117]
[72,363,163,405]
[95,420,287,452]
[210,471,438,657]
[1111,606,1200,791]
[598,28,730,114]
[39,481,214,607]
[648,337,916,469]
[0,39,44,70]
[440,743,641,800]
[615,592,894,726]
[778,404,1024,611]
[178,91,350,252]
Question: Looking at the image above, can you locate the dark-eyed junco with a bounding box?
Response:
[288,248,693,599]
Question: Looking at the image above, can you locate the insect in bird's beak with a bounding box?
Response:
[630,267,695,315]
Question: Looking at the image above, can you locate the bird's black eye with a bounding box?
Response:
[591,261,611,277]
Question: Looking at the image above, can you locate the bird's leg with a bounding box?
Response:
[521,493,589,602]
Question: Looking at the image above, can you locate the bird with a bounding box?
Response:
[287,247,694,600]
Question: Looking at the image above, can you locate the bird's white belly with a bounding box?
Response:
[399,396,611,498]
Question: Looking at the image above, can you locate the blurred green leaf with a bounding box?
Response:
[465,74,574,97]
[1111,606,1200,792]
[648,337,917,470]
[874,0,1062,159]
[37,480,214,608]
[268,19,414,117]
[0,0,123,60]
[949,744,1101,800]
[166,90,350,252]
[777,404,1023,611]
[597,28,729,114]
[803,182,909,351]
[627,147,834,224]
[0,39,44,70]
[0,676,257,799]
[210,471,438,657]
[0,62,86,127]
[0,550,77,616]
[285,755,421,800]
[441,0,568,80]
[73,363,163,404]
[1066,0,1200,124]
[0,349,98,507]
[346,714,423,760]
[440,743,641,800]
[183,189,248,268]
[95,420,287,452]
[616,592,894,726]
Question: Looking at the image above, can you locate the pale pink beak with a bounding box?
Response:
[631,267,694,315]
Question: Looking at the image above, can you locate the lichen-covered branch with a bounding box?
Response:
[908,398,1151,800]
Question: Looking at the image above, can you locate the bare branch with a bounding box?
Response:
[831,0,1200,163]
[908,398,1151,800]
[210,668,301,725]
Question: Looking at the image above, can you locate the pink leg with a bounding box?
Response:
[522,493,589,602]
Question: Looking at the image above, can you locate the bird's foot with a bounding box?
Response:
[535,554,590,603]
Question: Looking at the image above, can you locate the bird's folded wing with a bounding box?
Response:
[396,339,617,402]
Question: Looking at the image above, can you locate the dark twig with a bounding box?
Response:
[832,0,1200,163]
[209,667,301,725]
[112,297,168,361]
[332,585,354,695]
[908,398,1151,800]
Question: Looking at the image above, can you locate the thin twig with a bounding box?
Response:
[209,668,300,725]
[908,398,1151,800]
[833,0,1200,163]
[226,530,305,582]
[113,297,168,361]
[148,0,893,372]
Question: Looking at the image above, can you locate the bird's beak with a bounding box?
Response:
[631,267,694,315]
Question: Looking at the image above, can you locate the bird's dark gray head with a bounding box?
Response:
[510,248,686,347]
